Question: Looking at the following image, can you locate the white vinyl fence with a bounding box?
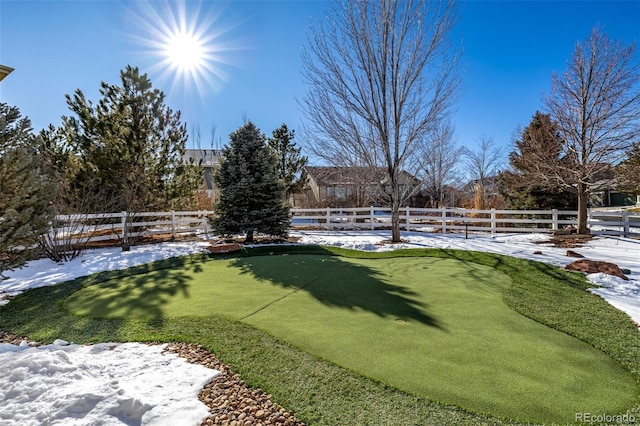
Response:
[50,207,639,247]
[291,207,640,237]
[50,211,213,247]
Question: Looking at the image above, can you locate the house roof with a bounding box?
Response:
[0,65,14,82]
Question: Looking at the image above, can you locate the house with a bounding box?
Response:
[183,149,224,205]
[0,65,14,82]
[300,166,421,207]
[593,190,638,207]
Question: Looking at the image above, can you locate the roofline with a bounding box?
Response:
[0,65,14,82]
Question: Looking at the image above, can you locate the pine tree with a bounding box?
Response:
[267,124,308,200]
[616,143,640,197]
[500,112,577,210]
[211,121,290,243]
[0,103,54,279]
[59,66,201,215]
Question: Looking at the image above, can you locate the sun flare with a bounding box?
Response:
[127,0,238,96]
[164,30,206,72]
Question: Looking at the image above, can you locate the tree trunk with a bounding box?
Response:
[577,184,589,234]
[475,182,485,210]
[244,229,254,244]
[391,195,401,243]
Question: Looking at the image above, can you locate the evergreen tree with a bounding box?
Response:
[0,103,54,279]
[501,112,577,210]
[211,121,290,243]
[59,66,201,215]
[616,143,640,198]
[267,124,308,199]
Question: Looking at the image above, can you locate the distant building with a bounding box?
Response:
[183,149,224,206]
[301,166,421,208]
[0,65,14,82]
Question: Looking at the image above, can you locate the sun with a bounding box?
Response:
[126,0,238,96]
[163,30,206,73]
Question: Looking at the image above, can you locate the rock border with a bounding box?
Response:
[0,331,305,426]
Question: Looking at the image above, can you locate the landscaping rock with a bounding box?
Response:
[0,330,41,346]
[163,342,305,426]
[564,259,629,280]
[206,242,244,254]
[566,250,585,258]
[553,228,575,236]
[0,331,306,426]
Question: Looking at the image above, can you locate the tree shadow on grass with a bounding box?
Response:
[62,257,205,320]
[228,249,443,329]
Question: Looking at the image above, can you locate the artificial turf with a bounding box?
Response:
[63,252,638,424]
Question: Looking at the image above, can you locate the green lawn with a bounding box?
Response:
[63,252,637,424]
[1,245,639,425]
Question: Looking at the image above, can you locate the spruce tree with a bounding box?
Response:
[616,143,640,198]
[500,112,577,210]
[211,121,290,243]
[267,124,308,199]
[0,103,54,279]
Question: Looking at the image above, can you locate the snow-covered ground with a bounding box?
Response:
[0,231,638,425]
[0,341,218,426]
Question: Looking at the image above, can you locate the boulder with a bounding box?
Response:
[206,242,243,254]
[566,250,585,258]
[564,259,629,280]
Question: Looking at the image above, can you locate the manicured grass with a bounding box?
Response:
[63,253,636,423]
[1,245,639,425]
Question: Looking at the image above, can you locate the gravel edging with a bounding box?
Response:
[0,331,305,426]
[0,330,41,346]
[164,342,305,426]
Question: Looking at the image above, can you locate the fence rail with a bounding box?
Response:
[291,207,640,237]
[50,207,640,247]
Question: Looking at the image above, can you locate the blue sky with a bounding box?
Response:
[1,0,639,163]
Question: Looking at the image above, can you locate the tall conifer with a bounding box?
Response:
[211,122,290,243]
[500,112,577,210]
[267,124,307,199]
[60,66,201,214]
[0,103,54,279]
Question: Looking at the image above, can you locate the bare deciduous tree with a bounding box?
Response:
[545,27,640,233]
[421,120,463,207]
[38,125,117,262]
[463,135,503,210]
[301,0,461,242]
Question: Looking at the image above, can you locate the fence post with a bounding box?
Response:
[202,211,210,236]
[491,209,496,234]
[406,206,411,231]
[326,207,331,230]
[121,211,128,248]
[370,205,375,230]
[171,211,176,240]
[552,209,558,230]
[623,211,630,238]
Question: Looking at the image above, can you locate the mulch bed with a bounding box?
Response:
[533,234,593,248]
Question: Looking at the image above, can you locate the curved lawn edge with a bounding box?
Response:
[1,244,639,425]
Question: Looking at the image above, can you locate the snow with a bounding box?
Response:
[0,241,212,305]
[0,341,218,426]
[0,231,638,424]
